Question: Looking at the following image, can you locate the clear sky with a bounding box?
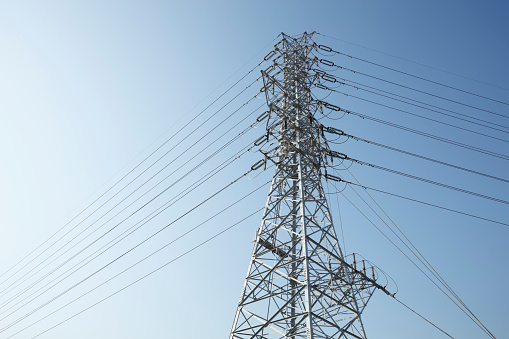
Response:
[0,1,507,338]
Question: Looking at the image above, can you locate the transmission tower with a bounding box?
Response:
[229,32,390,339]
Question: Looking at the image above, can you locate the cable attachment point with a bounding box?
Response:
[324,173,342,182]
[251,159,266,171]
[315,83,330,91]
[318,44,333,53]
[320,101,340,111]
[256,111,270,122]
[314,69,326,77]
[322,74,337,83]
[328,150,348,160]
[324,126,345,136]
[254,135,267,147]
[264,50,276,61]
[320,59,335,67]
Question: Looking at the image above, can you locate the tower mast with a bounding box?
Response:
[229,32,380,339]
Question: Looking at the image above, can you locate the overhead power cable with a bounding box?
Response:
[393,297,454,338]
[348,180,508,228]
[0,109,267,308]
[327,130,509,184]
[330,179,494,338]
[326,174,508,228]
[315,73,509,136]
[316,32,509,92]
[0,162,264,334]
[339,167,496,338]
[0,58,267,290]
[0,130,264,314]
[0,147,251,319]
[326,167,505,335]
[314,53,509,120]
[334,188,471,335]
[328,75,509,132]
[342,182,458,338]
[341,156,509,205]
[315,43,509,110]
[318,102,509,161]
[5,205,265,339]
[0,88,264,301]
[320,84,509,143]
[2,161,270,324]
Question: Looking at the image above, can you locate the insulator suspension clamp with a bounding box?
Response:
[251,159,265,171]
[318,44,333,53]
[314,69,326,76]
[256,111,270,122]
[329,150,348,160]
[324,126,345,136]
[315,83,329,90]
[254,135,267,146]
[264,50,276,61]
[321,74,337,83]
[324,173,342,182]
[319,59,335,67]
[323,102,340,111]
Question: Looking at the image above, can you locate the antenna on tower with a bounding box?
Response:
[229,32,393,339]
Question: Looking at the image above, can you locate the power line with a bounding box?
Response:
[393,297,454,338]
[316,32,509,92]
[0,148,251,320]
[315,71,509,135]
[315,43,509,110]
[6,205,265,339]
[321,84,509,143]
[343,156,509,205]
[0,163,262,333]
[0,112,266,309]
[0,88,263,302]
[319,103,509,161]
[330,180,494,338]
[346,181,509,228]
[0,139,260,316]
[339,167,496,338]
[330,74,509,131]
[327,130,509,184]
[0,60,266,291]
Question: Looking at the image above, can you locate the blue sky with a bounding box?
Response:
[0,1,507,338]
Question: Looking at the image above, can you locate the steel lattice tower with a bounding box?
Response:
[229,32,384,339]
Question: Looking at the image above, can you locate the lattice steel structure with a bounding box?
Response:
[229,32,388,339]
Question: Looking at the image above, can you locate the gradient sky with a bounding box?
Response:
[0,1,507,338]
